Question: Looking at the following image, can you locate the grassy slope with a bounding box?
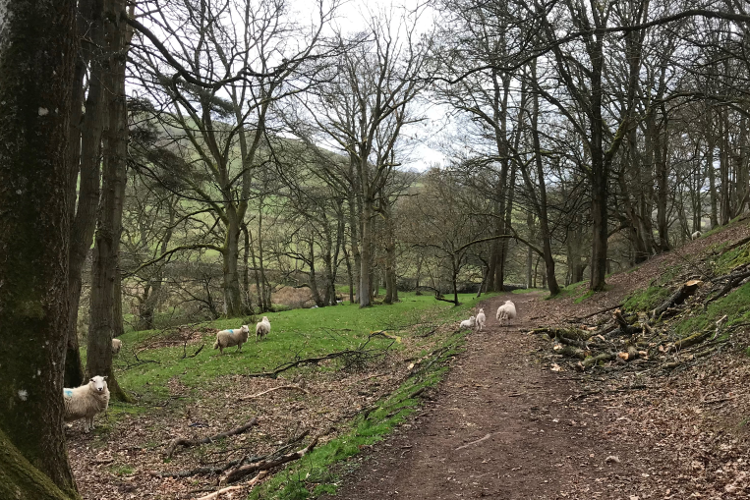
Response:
[104,292,491,498]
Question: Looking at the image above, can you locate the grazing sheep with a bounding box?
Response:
[255,316,271,341]
[111,338,122,355]
[213,325,250,354]
[475,308,486,331]
[63,375,109,432]
[459,316,476,329]
[692,230,702,240]
[496,300,517,325]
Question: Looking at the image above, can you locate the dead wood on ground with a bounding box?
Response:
[167,418,259,459]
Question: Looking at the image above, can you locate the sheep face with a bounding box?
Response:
[262,316,269,323]
[89,375,108,393]
[241,325,250,333]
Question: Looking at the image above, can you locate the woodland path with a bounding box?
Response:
[328,292,652,500]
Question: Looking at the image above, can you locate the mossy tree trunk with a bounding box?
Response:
[0,0,79,496]
[65,0,106,388]
[86,0,131,402]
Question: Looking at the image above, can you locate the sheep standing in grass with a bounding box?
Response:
[459,316,476,329]
[692,230,702,240]
[496,300,517,325]
[213,325,250,354]
[111,338,122,355]
[475,309,486,331]
[256,316,271,341]
[63,375,109,432]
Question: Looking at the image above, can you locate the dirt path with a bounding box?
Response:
[328,293,650,499]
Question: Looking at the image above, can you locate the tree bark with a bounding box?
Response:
[0,0,79,494]
[86,0,131,402]
[65,0,106,388]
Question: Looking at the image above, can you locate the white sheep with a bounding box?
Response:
[213,325,250,354]
[459,315,476,329]
[692,230,702,240]
[496,300,517,325]
[475,308,486,331]
[111,338,122,355]
[63,375,110,433]
[255,316,271,341]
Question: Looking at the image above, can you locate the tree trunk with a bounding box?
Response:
[359,197,374,307]
[0,0,79,494]
[223,209,245,316]
[87,0,131,402]
[65,0,106,388]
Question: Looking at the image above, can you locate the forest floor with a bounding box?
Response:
[65,220,750,500]
[328,224,750,500]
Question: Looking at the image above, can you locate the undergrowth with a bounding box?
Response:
[622,286,671,313]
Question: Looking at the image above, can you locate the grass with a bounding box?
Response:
[674,282,750,337]
[105,291,491,499]
[712,242,750,275]
[511,288,541,294]
[111,292,485,405]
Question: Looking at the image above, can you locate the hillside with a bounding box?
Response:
[330,216,750,500]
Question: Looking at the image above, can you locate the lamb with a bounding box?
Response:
[459,316,476,329]
[475,308,486,331]
[255,316,271,341]
[496,300,517,325]
[213,325,250,354]
[63,375,109,433]
[111,338,122,355]
[692,230,702,240]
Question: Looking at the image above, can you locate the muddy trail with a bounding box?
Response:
[328,292,650,500]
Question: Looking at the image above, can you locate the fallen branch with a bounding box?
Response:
[565,303,622,323]
[167,418,259,459]
[455,433,491,451]
[221,437,318,484]
[195,471,267,500]
[239,385,308,401]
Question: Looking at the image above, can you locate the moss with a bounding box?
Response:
[674,282,750,338]
[713,242,750,275]
[0,429,79,500]
[622,286,671,313]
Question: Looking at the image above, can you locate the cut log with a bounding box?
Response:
[611,309,641,335]
[652,280,702,318]
[532,327,594,341]
[672,329,712,351]
[582,352,615,369]
[238,385,308,401]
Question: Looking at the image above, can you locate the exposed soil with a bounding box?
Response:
[329,221,750,500]
[327,292,650,500]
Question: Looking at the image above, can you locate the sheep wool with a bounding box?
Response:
[496,300,517,325]
[213,325,250,354]
[475,309,486,331]
[63,375,110,433]
[256,316,271,341]
[459,316,476,329]
[111,338,122,355]
[692,231,702,240]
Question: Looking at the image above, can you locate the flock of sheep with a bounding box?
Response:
[63,316,273,432]
[459,299,517,331]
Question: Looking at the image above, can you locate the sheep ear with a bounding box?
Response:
[103,376,108,380]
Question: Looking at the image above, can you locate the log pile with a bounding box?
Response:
[533,267,750,373]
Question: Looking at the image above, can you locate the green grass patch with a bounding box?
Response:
[622,286,671,313]
[713,242,750,275]
[113,292,485,405]
[550,280,589,301]
[674,282,750,337]
[511,288,541,294]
